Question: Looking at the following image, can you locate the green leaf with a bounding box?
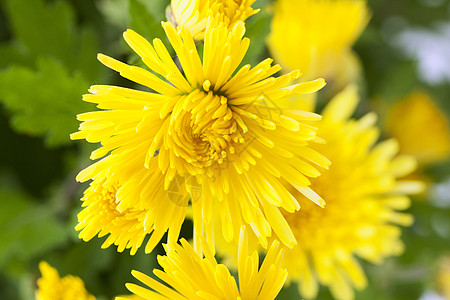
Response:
[276,282,302,300]
[0,44,31,69]
[128,0,166,42]
[0,57,92,146]
[97,0,130,29]
[135,0,169,22]
[0,188,69,270]
[2,0,73,61]
[241,10,272,67]
[1,0,99,80]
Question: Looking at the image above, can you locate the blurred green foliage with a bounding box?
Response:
[0,0,449,299]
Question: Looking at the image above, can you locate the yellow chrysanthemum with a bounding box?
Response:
[36,261,95,300]
[277,86,424,299]
[268,0,369,82]
[117,227,287,300]
[71,21,330,254]
[75,175,162,255]
[385,91,450,166]
[215,86,424,299]
[168,0,259,40]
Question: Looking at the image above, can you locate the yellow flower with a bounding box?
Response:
[385,91,450,166]
[168,0,259,40]
[75,175,162,255]
[71,21,330,254]
[216,86,424,299]
[268,0,369,82]
[36,261,95,300]
[280,85,424,299]
[117,227,287,300]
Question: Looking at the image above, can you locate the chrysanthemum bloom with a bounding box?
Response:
[71,21,329,254]
[117,227,287,300]
[216,86,424,299]
[75,175,160,255]
[268,0,369,83]
[385,91,450,166]
[279,86,424,299]
[36,261,95,300]
[168,0,259,40]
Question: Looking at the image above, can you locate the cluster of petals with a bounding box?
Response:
[221,86,424,300]
[67,1,423,299]
[117,227,287,300]
[36,262,95,300]
[72,19,329,255]
[169,0,259,40]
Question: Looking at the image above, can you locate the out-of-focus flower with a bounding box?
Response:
[36,261,95,300]
[385,91,450,166]
[268,0,369,84]
[167,0,259,40]
[278,86,424,299]
[71,21,329,254]
[75,176,159,255]
[117,227,287,300]
[218,86,424,299]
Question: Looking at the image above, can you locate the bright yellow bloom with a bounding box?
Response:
[268,0,369,82]
[75,176,157,255]
[36,261,95,300]
[168,0,259,40]
[277,86,424,299]
[215,86,424,299]
[385,91,450,166]
[71,21,330,254]
[117,227,287,300]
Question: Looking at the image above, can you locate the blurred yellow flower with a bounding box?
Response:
[71,21,330,254]
[278,86,424,299]
[117,227,287,300]
[168,0,259,40]
[217,86,424,299]
[385,91,450,166]
[36,261,95,300]
[268,0,369,83]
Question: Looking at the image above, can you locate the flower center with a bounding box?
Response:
[168,89,244,171]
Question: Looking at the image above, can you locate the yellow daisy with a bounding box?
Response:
[168,0,259,40]
[268,0,369,82]
[279,85,424,299]
[71,21,329,254]
[117,226,287,300]
[385,91,450,166]
[36,261,95,300]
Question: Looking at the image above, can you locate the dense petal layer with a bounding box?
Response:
[72,21,328,253]
[117,227,287,300]
[169,0,259,40]
[216,85,424,300]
